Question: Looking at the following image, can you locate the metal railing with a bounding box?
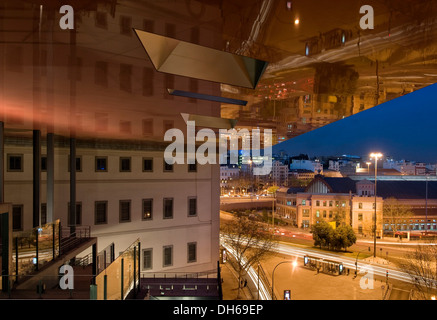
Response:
[59,225,91,255]
[141,269,218,279]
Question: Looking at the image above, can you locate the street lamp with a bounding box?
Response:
[370,152,382,258]
[271,260,298,300]
[366,162,371,174]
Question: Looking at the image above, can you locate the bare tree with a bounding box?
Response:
[221,212,277,299]
[399,242,437,300]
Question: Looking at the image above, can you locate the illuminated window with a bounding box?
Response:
[142,199,153,220]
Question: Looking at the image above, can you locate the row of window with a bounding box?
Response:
[6,154,197,173]
[313,200,347,207]
[11,197,198,231]
[142,242,198,270]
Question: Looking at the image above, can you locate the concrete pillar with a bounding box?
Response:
[46,133,54,222]
[33,130,41,228]
[69,138,76,235]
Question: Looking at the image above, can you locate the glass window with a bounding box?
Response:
[120,157,131,172]
[163,159,173,172]
[188,162,197,172]
[188,197,197,217]
[163,198,173,219]
[143,158,153,172]
[68,156,82,172]
[187,242,197,263]
[142,199,153,220]
[163,245,173,267]
[95,201,107,224]
[41,156,47,172]
[7,154,23,172]
[95,156,107,172]
[143,248,153,270]
[119,200,131,222]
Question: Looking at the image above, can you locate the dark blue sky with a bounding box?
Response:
[273,83,437,163]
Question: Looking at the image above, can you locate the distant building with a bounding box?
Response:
[276,175,437,235]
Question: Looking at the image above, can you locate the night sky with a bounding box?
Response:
[273,83,437,163]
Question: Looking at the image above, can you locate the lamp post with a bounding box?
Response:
[370,152,382,258]
[425,174,429,235]
[366,162,371,174]
[271,260,297,300]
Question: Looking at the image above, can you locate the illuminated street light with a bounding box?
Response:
[294,18,300,25]
[370,152,383,258]
[366,161,371,174]
[271,260,298,300]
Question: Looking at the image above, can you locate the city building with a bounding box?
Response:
[277,175,437,236]
[1,0,222,284]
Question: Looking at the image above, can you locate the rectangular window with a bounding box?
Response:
[188,197,197,217]
[119,200,131,222]
[41,156,47,172]
[119,120,131,134]
[68,155,82,172]
[358,203,363,209]
[316,200,320,206]
[302,200,306,205]
[187,242,197,263]
[143,19,154,33]
[323,201,327,207]
[120,16,132,36]
[68,202,82,226]
[302,209,309,217]
[143,248,153,270]
[142,119,153,136]
[12,205,23,231]
[163,159,173,172]
[95,201,108,225]
[143,158,153,172]
[142,199,153,220]
[188,162,197,172]
[163,245,173,267]
[323,210,327,218]
[7,154,23,172]
[329,201,333,207]
[120,157,131,172]
[163,198,173,219]
[358,213,363,221]
[95,156,108,172]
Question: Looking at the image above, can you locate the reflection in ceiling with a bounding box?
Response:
[1,0,436,150]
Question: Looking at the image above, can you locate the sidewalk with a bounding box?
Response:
[220,262,255,300]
